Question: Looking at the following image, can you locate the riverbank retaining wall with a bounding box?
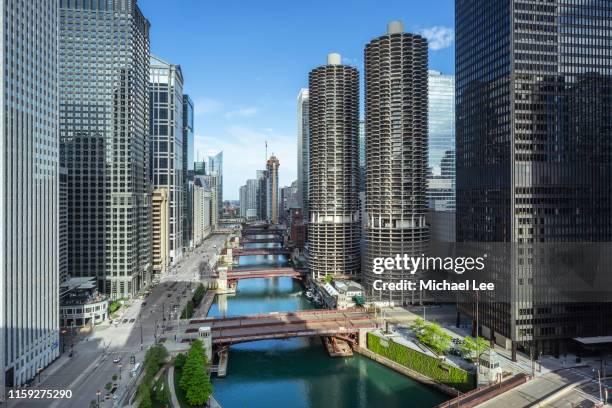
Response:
[363,332,475,393]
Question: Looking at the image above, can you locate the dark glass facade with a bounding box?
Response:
[456,0,612,356]
[183,95,195,247]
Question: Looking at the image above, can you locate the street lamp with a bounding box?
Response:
[96,390,101,408]
[37,367,42,384]
[118,363,122,380]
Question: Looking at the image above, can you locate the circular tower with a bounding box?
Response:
[363,21,430,303]
[307,53,361,278]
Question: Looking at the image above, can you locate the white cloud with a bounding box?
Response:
[194,97,224,116]
[419,26,454,51]
[224,107,259,118]
[194,126,297,200]
[341,56,359,67]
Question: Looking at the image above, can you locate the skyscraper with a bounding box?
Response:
[152,189,170,275]
[308,53,360,278]
[1,0,60,391]
[245,179,259,221]
[194,160,206,176]
[456,0,612,356]
[256,169,268,221]
[427,71,455,242]
[150,55,184,265]
[182,95,195,248]
[60,0,151,299]
[207,151,223,215]
[239,185,248,218]
[297,89,310,216]
[199,174,219,230]
[359,120,365,192]
[266,156,280,224]
[363,22,429,303]
[192,178,212,246]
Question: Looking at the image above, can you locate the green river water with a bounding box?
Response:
[206,242,448,408]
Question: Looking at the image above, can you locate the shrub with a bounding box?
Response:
[109,301,121,314]
[367,333,475,392]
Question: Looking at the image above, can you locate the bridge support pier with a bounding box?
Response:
[216,267,236,294]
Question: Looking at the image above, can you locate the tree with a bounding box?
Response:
[459,336,491,362]
[323,275,334,284]
[154,378,169,404]
[409,318,427,335]
[105,382,112,391]
[174,352,187,369]
[137,382,152,408]
[180,340,213,406]
[410,318,452,355]
[181,300,194,319]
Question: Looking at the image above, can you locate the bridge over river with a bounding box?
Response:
[226,267,305,282]
[182,308,376,345]
[232,248,291,257]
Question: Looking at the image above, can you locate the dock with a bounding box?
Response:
[323,336,353,357]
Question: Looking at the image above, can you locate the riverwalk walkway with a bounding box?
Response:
[167,366,180,408]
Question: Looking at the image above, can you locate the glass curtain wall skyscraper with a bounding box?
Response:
[207,151,223,215]
[427,70,455,242]
[150,55,184,265]
[297,89,309,217]
[1,0,60,392]
[60,0,151,299]
[456,0,612,356]
[363,21,429,303]
[182,95,194,248]
[307,53,360,278]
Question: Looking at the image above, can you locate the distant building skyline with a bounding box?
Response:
[138,1,455,199]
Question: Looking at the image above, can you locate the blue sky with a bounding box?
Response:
[139,0,455,199]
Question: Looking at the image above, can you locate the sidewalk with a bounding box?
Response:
[167,366,180,408]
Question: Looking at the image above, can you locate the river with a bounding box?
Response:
[207,236,448,408]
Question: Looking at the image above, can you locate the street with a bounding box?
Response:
[7,234,227,408]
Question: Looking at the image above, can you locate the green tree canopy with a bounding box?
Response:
[179,340,213,406]
[410,318,452,355]
[459,336,491,362]
[137,382,152,408]
[174,352,187,369]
